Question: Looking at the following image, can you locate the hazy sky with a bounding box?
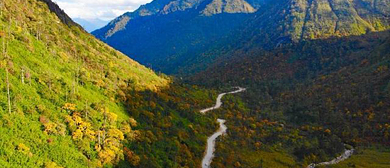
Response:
[52,0,153,21]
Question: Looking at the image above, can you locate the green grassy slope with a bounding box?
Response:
[0,0,168,167]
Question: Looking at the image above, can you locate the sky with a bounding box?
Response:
[52,0,153,21]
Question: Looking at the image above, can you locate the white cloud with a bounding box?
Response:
[52,0,153,21]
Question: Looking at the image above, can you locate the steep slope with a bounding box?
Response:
[93,0,389,75]
[0,0,169,167]
[38,0,81,28]
[92,0,390,166]
[230,0,390,48]
[177,0,390,74]
[93,0,263,39]
[92,0,270,74]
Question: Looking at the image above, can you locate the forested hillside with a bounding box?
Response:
[92,0,390,166]
[0,0,218,167]
[177,0,390,74]
[93,0,390,75]
[91,0,272,74]
[2,0,390,167]
[191,31,390,167]
[94,0,390,166]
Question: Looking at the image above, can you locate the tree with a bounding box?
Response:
[21,67,25,84]
[2,4,12,114]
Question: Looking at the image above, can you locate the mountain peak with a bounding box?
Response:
[92,0,389,75]
[93,0,261,39]
[201,0,256,16]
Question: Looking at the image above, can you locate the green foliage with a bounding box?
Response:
[1,0,389,167]
[191,31,390,166]
[0,0,168,167]
[0,114,87,167]
[117,83,217,167]
[0,4,216,165]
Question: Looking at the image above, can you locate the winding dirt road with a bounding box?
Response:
[200,87,246,168]
[199,86,353,168]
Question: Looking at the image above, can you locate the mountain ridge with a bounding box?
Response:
[93,0,390,75]
[38,0,81,28]
[92,0,266,39]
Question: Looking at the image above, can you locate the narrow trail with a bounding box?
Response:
[200,87,246,168]
[200,87,246,114]
[307,145,354,168]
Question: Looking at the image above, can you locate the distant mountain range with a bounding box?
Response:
[92,0,390,75]
[73,18,109,32]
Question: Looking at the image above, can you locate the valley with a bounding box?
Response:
[0,0,390,167]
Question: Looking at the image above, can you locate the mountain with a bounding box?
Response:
[0,0,230,167]
[73,18,109,32]
[93,0,390,166]
[93,0,264,39]
[0,0,209,167]
[92,0,272,74]
[2,0,390,167]
[93,0,390,75]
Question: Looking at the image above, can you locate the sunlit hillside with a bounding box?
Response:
[0,0,168,166]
